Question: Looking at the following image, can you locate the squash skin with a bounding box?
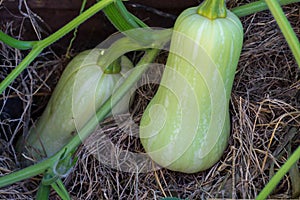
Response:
[19,49,133,161]
[139,7,243,173]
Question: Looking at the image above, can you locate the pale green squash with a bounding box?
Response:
[139,7,243,173]
[18,49,133,161]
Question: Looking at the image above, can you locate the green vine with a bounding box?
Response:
[65,0,88,58]
[0,31,37,50]
[0,0,114,94]
[1,0,299,93]
[0,44,161,189]
[0,0,299,199]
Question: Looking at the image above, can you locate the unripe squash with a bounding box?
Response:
[18,49,133,161]
[139,6,243,173]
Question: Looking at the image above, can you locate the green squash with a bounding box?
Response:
[139,6,243,173]
[18,49,133,161]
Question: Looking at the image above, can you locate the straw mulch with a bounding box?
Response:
[0,1,299,199]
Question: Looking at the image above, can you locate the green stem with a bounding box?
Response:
[51,179,71,200]
[102,0,167,45]
[0,29,163,189]
[198,0,227,19]
[0,0,298,94]
[0,0,114,94]
[41,0,113,48]
[0,0,299,190]
[0,154,60,188]
[65,48,160,156]
[0,47,43,94]
[264,0,300,68]
[115,0,143,29]
[0,0,299,51]
[36,183,51,200]
[97,29,171,72]
[65,0,88,58]
[98,36,156,67]
[103,57,122,74]
[232,0,300,17]
[256,146,300,199]
[102,0,147,31]
[0,47,160,188]
[0,31,37,50]
[115,0,148,28]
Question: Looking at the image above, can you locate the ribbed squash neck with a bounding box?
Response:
[197,0,227,20]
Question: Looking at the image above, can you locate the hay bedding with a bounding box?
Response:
[0,1,299,199]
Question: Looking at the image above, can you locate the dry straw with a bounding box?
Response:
[0,1,299,199]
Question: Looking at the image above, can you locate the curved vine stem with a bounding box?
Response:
[0,0,114,94]
[0,46,161,188]
[0,1,299,198]
[0,31,37,50]
[1,0,299,93]
[0,154,59,187]
[65,0,88,58]
[51,179,71,200]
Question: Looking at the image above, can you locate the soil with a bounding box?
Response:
[0,0,299,199]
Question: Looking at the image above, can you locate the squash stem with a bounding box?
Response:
[0,46,161,189]
[65,48,161,155]
[197,0,227,19]
[103,57,122,74]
